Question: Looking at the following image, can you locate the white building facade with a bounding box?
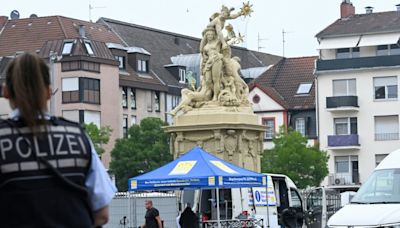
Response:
[316,1,400,189]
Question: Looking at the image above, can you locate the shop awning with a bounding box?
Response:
[318,36,361,49]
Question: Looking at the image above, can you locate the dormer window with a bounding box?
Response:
[84,41,94,55]
[296,83,313,95]
[62,41,73,55]
[179,68,186,83]
[115,56,125,69]
[137,59,148,73]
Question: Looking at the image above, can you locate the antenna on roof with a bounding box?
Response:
[282,29,294,57]
[10,10,20,20]
[257,33,268,52]
[89,3,106,22]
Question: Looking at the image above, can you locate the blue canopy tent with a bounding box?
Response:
[128,147,266,227]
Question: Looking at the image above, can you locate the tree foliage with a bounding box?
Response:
[83,123,112,156]
[262,127,329,189]
[110,117,172,191]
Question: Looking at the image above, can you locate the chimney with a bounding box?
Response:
[365,6,374,14]
[340,0,355,18]
[0,16,8,28]
[79,25,86,38]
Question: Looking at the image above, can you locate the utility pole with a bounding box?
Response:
[257,33,268,52]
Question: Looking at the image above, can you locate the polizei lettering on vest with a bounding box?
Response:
[0,133,87,161]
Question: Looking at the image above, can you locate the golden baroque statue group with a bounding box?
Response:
[170,3,253,116]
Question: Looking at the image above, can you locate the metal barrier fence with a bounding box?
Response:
[201,219,264,228]
[105,192,178,228]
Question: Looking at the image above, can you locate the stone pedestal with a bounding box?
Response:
[165,105,265,172]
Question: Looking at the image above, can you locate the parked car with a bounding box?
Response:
[327,149,400,227]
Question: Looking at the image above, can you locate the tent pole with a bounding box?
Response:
[216,188,221,228]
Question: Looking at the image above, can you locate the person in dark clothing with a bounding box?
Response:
[142,200,162,228]
[179,204,199,228]
[0,53,115,227]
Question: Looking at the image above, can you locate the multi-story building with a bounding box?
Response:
[249,56,318,149]
[0,15,168,167]
[316,0,400,189]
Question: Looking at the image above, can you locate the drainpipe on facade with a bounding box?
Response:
[49,51,57,116]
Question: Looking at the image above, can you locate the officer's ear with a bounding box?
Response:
[2,82,10,99]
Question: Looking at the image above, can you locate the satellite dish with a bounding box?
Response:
[30,14,38,18]
[10,10,20,20]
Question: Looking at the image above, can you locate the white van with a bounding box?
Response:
[327,149,400,227]
[183,173,305,228]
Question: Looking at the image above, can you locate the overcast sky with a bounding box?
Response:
[2,0,400,57]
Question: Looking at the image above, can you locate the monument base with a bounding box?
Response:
[165,106,265,172]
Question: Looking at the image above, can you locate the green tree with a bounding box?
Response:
[110,117,172,191]
[83,123,112,156]
[262,127,329,189]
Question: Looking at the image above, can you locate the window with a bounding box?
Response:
[154,91,160,112]
[62,78,79,103]
[296,83,313,95]
[333,79,356,96]
[115,56,125,69]
[61,61,100,72]
[130,89,136,109]
[179,68,186,83]
[334,117,357,135]
[83,110,101,127]
[131,115,137,126]
[295,118,306,136]
[390,44,400,55]
[137,60,148,73]
[336,48,359,59]
[375,154,388,167]
[374,115,399,141]
[374,76,398,100]
[263,118,275,140]
[81,78,100,104]
[84,41,94,55]
[351,47,360,58]
[62,41,73,55]
[123,114,128,138]
[377,44,400,56]
[122,87,128,108]
[335,156,350,173]
[62,110,79,122]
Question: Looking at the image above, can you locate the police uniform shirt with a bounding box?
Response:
[7,109,117,211]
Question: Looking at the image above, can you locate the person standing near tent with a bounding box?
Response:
[179,203,199,228]
[141,200,163,228]
[0,53,116,227]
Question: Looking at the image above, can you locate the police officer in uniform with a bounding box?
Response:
[0,53,116,227]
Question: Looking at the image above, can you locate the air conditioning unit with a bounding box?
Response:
[334,178,346,185]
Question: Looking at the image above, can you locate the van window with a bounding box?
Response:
[290,189,302,208]
[352,169,400,204]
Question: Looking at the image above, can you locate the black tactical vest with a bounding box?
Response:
[0,117,94,228]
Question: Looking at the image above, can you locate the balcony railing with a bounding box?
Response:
[316,55,400,72]
[328,134,360,147]
[328,172,360,186]
[326,96,358,109]
[375,133,400,141]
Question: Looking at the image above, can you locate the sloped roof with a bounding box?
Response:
[251,56,317,110]
[316,11,400,38]
[98,17,282,90]
[0,16,123,56]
